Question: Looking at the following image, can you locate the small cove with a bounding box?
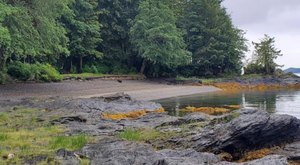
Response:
[155,89,300,118]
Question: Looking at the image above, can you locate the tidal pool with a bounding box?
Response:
[155,89,300,118]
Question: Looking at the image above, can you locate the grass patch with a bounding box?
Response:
[176,76,201,81]
[62,73,143,80]
[0,113,9,122]
[118,129,141,141]
[79,158,91,165]
[118,128,175,142]
[0,133,8,141]
[49,135,87,151]
[0,108,90,164]
[62,73,106,79]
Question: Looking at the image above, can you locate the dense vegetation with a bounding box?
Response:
[0,0,249,83]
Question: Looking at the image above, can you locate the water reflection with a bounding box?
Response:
[155,90,300,118]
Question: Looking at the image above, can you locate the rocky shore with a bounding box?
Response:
[1,93,300,164]
[207,75,300,91]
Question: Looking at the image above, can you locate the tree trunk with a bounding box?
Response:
[70,58,73,73]
[0,49,6,71]
[140,59,147,74]
[79,56,83,73]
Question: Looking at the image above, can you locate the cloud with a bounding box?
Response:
[222,0,300,68]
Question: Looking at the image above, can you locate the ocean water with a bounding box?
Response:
[156,90,300,118]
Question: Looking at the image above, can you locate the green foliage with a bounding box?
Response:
[96,65,111,74]
[130,0,192,74]
[32,64,62,82]
[176,76,202,82]
[0,2,13,70]
[83,65,99,74]
[244,63,265,75]
[118,129,141,141]
[181,0,247,76]
[0,71,10,84]
[62,0,102,72]
[0,108,90,164]
[0,133,8,141]
[0,0,248,80]
[7,62,32,81]
[99,0,140,70]
[252,35,282,74]
[3,0,71,62]
[82,64,111,74]
[49,134,87,151]
[7,62,62,82]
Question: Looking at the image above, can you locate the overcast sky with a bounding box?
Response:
[222,0,300,69]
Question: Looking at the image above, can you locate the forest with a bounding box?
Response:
[0,0,249,82]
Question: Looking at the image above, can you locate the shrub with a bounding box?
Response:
[83,65,98,73]
[0,71,10,84]
[32,63,62,82]
[111,65,138,74]
[7,62,32,81]
[244,63,265,75]
[7,62,62,82]
[39,64,62,82]
[96,65,110,74]
[82,64,111,74]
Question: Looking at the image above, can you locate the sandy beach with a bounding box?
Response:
[0,79,220,100]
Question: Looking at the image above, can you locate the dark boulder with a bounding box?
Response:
[188,109,300,158]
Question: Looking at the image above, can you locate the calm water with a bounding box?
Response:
[155,90,300,118]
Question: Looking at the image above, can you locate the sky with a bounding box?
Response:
[222,0,300,69]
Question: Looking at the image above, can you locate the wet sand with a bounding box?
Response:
[0,79,220,101]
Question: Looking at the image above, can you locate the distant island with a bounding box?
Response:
[284,68,300,73]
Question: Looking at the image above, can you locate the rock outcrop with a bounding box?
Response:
[78,138,220,165]
[186,109,300,158]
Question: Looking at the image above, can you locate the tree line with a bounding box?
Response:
[0,0,249,81]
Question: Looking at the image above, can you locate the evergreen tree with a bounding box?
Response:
[181,0,247,76]
[130,0,191,74]
[252,34,282,74]
[62,0,102,72]
[99,0,140,69]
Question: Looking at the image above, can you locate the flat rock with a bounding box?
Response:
[78,138,221,165]
[78,138,289,165]
[216,155,288,165]
[274,141,300,161]
[159,113,210,127]
[156,149,220,165]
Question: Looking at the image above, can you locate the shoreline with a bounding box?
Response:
[79,85,221,101]
[0,93,299,164]
[0,79,221,101]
